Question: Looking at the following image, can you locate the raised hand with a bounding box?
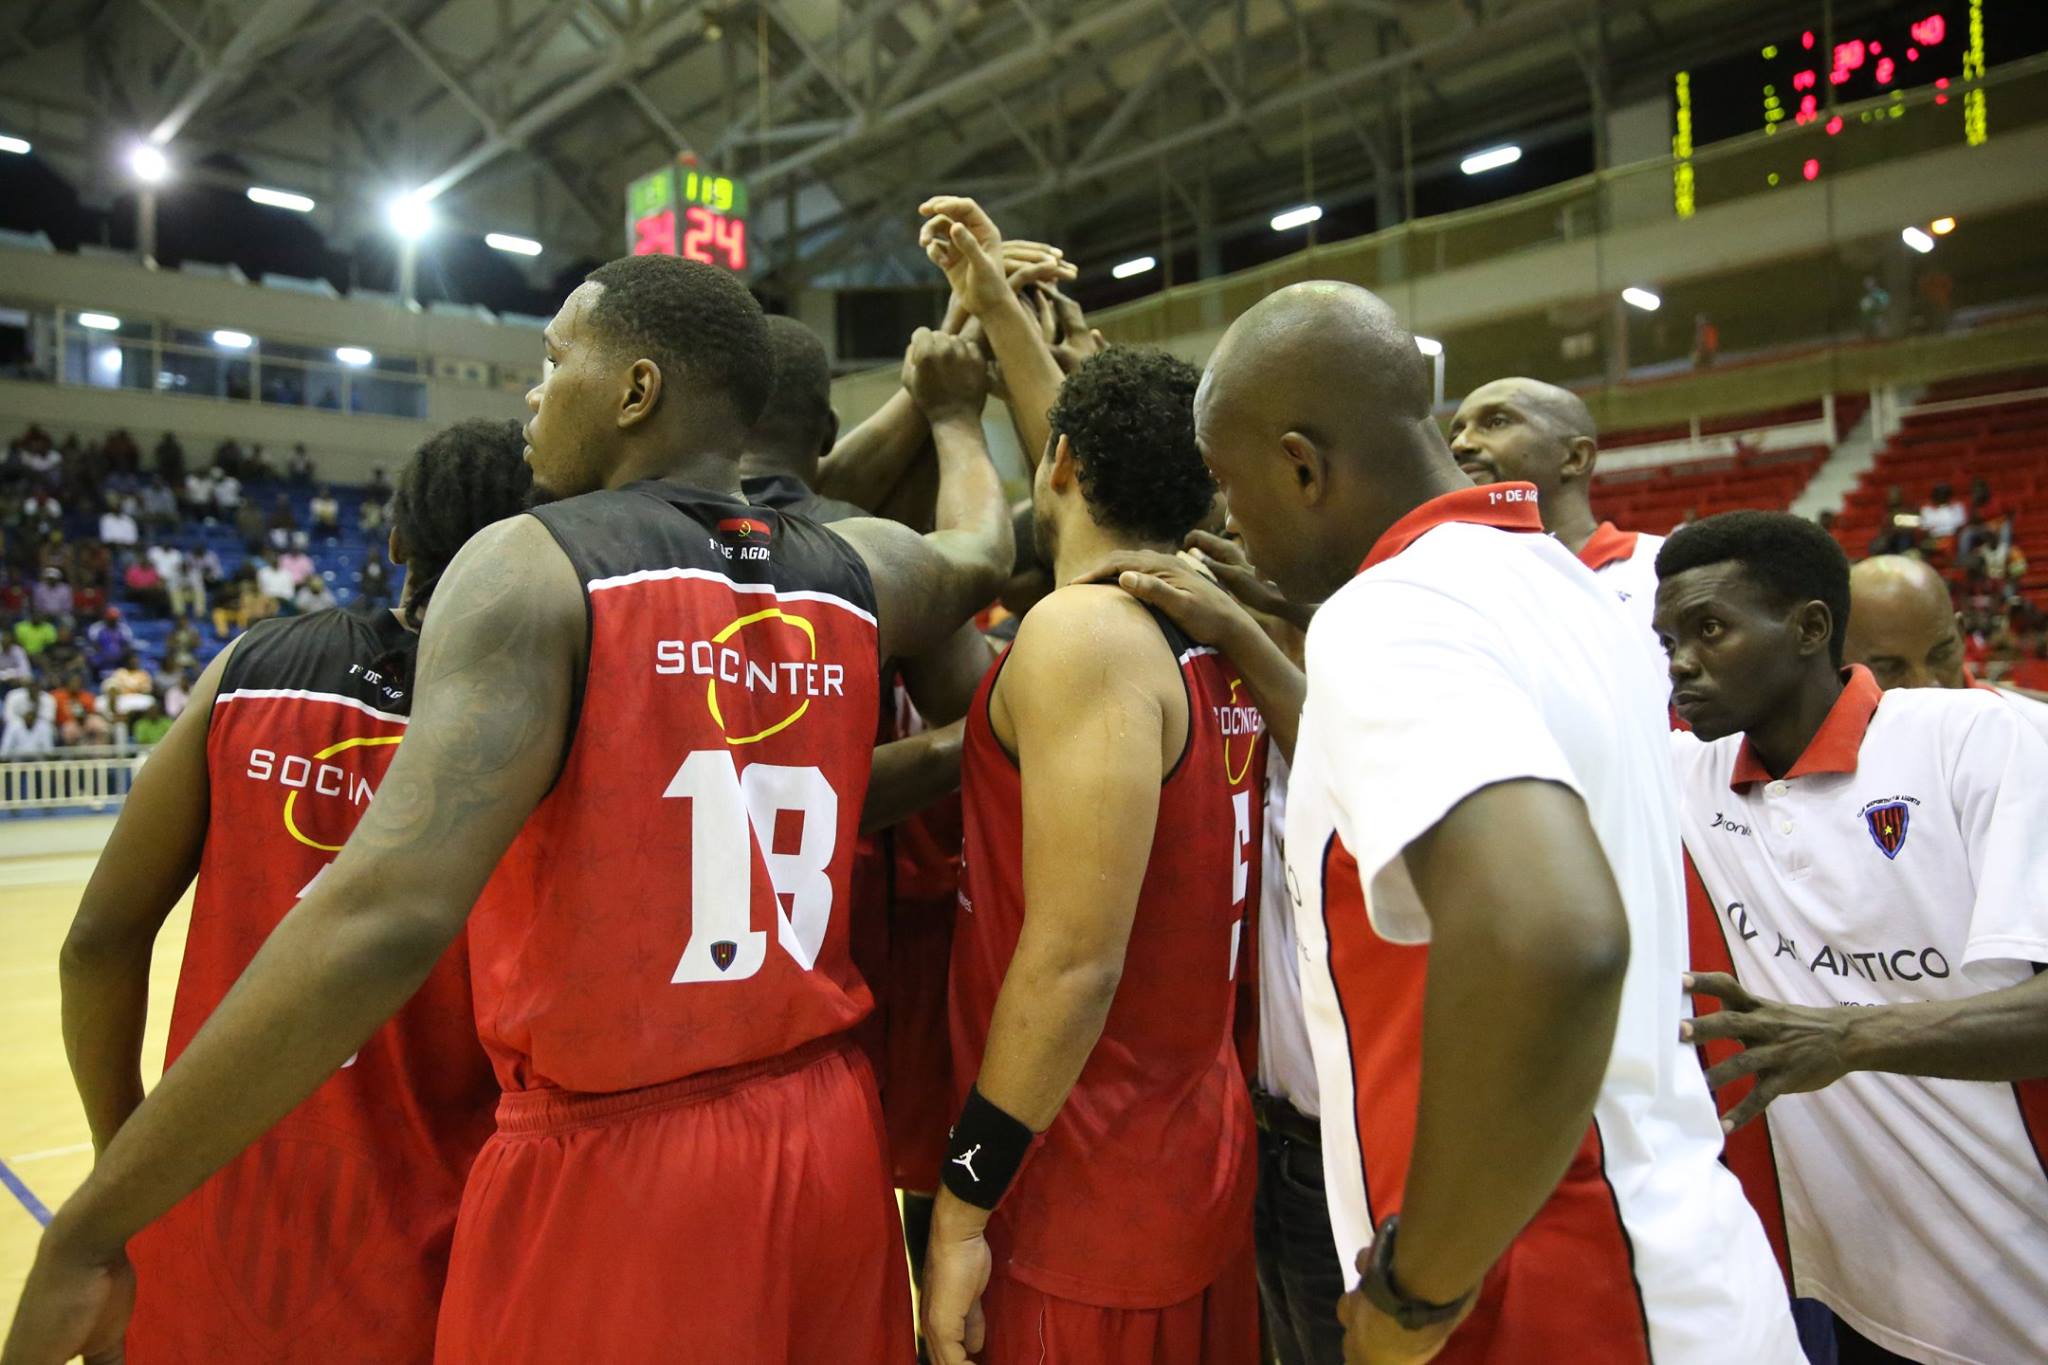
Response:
[904,327,992,425]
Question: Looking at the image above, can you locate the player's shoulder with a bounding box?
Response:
[1006,584,1177,685]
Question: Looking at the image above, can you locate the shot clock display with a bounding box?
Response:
[626,159,749,272]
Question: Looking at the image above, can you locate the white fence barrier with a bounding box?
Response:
[0,747,148,814]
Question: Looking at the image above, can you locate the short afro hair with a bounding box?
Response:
[1656,510,1852,666]
[750,315,835,457]
[1047,347,1214,545]
[583,254,774,431]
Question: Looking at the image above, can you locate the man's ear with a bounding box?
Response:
[1560,436,1598,483]
[1046,433,1077,492]
[1279,431,1329,507]
[1795,599,1836,661]
[618,358,664,430]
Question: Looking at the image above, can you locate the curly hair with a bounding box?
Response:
[584,254,774,431]
[1047,347,1215,545]
[390,418,533,631]
[1656,510,1853,665]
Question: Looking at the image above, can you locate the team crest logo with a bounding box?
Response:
[717,516,772,540]
[710,940,738,972]
[1864,801,1910,859]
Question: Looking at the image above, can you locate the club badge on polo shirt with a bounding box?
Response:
[1860,796,1918,860]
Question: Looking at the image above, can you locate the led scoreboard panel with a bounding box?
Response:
[627,159,749,272]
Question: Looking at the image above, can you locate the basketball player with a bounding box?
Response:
[1655,512,2048,1365]
[53,420,527,1364]
[1123,281,1798,1363]
[922,346,1265,1365]
[4,255,1012,1365]
[1843,552,2048,735]
[1448,376,1664,642]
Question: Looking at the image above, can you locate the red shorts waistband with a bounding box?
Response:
[493,1034,853,1137]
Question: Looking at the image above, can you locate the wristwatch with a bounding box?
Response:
[1358,1215,1475,1330]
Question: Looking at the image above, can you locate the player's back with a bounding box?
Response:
[952,597,1264,1309]
[128,601,497,1365]
[468,479,882,1094]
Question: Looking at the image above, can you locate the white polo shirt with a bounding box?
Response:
[1676,668,2048,1365]
[1971,676,2048,744]
[1578,522,1666,671]
[1287,484,1798,1363]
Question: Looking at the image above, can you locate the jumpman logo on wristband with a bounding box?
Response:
[952,1145,983,1182]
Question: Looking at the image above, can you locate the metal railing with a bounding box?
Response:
[0,746,148,815]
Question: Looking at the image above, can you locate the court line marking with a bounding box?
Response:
[0,1155,53,1226]
[10,1142,91,1164]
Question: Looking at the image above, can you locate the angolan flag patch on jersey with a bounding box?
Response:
[717,516,773,541]
[1864,801,1910,859]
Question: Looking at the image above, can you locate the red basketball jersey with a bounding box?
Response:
[126,603,497,1365]
[951,609,1265,1309]
[467,483,883,1094]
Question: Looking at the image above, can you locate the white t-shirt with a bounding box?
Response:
[256,565,295,602]
[1287,483,1797,1362]
[1254,747,1320,1116]
[1675,672,2048,1364]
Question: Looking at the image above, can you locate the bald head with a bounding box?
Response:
[1843,554,1966,690]
[1447,376,1598,523]
[1195,282,1457,601]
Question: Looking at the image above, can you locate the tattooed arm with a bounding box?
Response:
[4,516,582,1365]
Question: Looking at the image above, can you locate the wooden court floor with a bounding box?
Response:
[0,823,191,1342]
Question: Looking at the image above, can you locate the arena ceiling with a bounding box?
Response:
[0,0,1899,295]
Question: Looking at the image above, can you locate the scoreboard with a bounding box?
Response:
[627,158,749,272]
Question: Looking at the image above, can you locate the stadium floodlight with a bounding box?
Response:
[0,135,29,155]
[1930,216,1956,235]
[78,312,121,331]
[247,186,315,212]
[1112,255,1157,279]
[128,143,169,183]
[1900,226,1935,254]
[212,329,253,349]
[1622,286,1663,312]
[1414,336,1444,357]
[97,347,122,373]
[387,193,434,240]
[1459,143,1523,175]
[486,232,543,256]
[1270,205,1323,232]
[335,347,373,367]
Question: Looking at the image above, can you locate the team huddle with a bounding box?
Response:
[4,195,2045,1365]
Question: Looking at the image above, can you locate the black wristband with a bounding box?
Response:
[941,1086,1035,1210]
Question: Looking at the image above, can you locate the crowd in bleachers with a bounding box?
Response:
[1,422,397,755]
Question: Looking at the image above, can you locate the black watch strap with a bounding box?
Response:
[1357,1215,1475,1330]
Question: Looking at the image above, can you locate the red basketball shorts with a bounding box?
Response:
[975,1234,1259,1365]
[433,1037,914,1365]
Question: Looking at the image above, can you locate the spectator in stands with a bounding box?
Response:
[0,635,30,687]
[102,651,154,718]
[2,679,56,756]
[278,543,315,587]
[159,669,190,720]
[32,566,72,619]
[99,501,139,547]
[15,610,56,657]
[0,571,24,616]
[1692,313,1719,368]
[1920,482,1967,541]
[255,548,295,610]
[359,491,387,535]
[211,467,242,515]
[86,608,133,673]
[235,498,267,554]
[162,621,200,676]
[266,492,298,549]
[23,488,61,532]
[130,698,172,746]
[245,444,276,482]
[1857,274,1891,338]
[358,549,390,607]
[287,443,314,484]
[1958,478,2009,562]
[121,555,169,617]
[154,431,185,485]
[42,624,84,680]
[50,669,111,746]
[180,547,218,617]
[1982,541,2029,603]
[293,574,336,615]
[309,485,340,542]
[182,467,215,520]
[149,544,188,615]
[103,429,139,475]
[366,464,392,504]
[140,477,179,534]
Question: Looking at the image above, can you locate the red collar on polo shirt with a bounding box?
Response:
[1729,664,1883,789]
[1576,521,1639,572]
[1359,482,1546,573]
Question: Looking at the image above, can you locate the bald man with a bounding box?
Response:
[1846,554,2048,739]
[1110,282,1796,1365]
[1449,377,1664,642]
